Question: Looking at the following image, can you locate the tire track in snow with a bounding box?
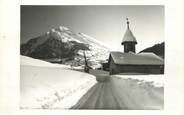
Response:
[110,77,138,109]
[104,80,122,109]
[81,83,103,109]
[72,75,163,110]
[72,76,123,109]
[71,83,98,109]
[94,83,106,109]
[72,83,104,109]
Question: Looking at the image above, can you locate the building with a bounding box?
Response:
[108,18,164,75]
[109,52,164,75]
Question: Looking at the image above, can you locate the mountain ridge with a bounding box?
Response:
[21,26,110,68]
[139,42,164,59]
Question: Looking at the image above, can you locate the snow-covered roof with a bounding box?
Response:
[122,28,137,44]
[110,52,164,65]
[122,18,137,44]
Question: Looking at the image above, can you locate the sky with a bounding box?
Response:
[21,5,164,52]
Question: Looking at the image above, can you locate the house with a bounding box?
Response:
[108,18,164,75]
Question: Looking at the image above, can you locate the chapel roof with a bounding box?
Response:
[110,51,164,65]
[122,18,137,44]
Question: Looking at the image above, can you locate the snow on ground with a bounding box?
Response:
[20,56,164,110]
[20,56,97,109]
[113,74,164,87]
[21,55,70,68]
[110,75,164,109]
[72,74,164,110]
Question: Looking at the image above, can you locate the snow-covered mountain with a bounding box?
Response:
[21,26,110,68]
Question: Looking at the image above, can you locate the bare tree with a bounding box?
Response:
[83,51,90,73]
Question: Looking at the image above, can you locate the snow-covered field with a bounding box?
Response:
[20,56,97,109]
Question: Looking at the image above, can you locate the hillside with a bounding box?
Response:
[139,42,165,58]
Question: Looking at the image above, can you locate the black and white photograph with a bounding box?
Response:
[1,0,184,114]
[20,5,165,110]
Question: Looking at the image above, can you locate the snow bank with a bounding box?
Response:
[110,75,164,109]
[21,55,70,68]
[113,74,164,87]
[20,56,97,109]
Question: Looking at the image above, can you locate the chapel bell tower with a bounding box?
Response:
[121,18,137,53]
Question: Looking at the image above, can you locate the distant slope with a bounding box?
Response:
[139,42,164,58]
[21,26,110,68]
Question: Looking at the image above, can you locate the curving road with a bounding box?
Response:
[71,75,164,110]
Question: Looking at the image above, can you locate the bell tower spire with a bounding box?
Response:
[121,18,137,53]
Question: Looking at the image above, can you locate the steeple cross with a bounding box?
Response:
[126,18,130,29]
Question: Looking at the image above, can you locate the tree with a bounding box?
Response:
[83,51,90,73]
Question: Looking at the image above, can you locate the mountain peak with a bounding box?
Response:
[46,26,70,34]
[21,26,110,67]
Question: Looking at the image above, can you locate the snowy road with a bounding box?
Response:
[72,75,164,110]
